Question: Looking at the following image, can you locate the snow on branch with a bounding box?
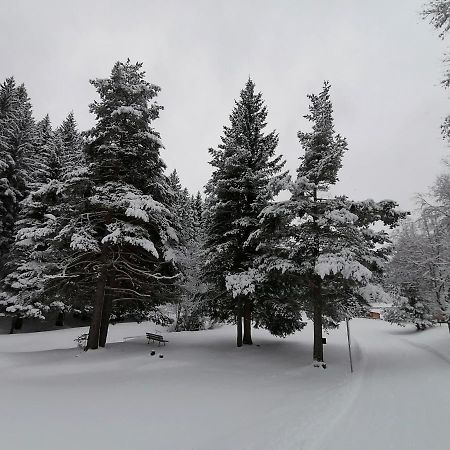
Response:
[315,251,372,282]
[225,269,264,298]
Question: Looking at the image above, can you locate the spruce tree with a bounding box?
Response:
[168,172,207,331]
[57,111,84,176]
[258,82,406,365]
[52,60,180,350]
[0,78,31,274]
[0,113,68,330]
[203,79,286,346]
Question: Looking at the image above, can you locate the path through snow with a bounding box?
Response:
[0,319,449,449]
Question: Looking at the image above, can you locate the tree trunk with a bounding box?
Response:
[313,285,324,364]
[311,186,324,366]
[99,295,113,348]
[9,316,16,334]
[86,270,106,351]
[242,299,253,345]
[447,321,450,334]
[236,304,243,347]
[55,311,65,327]
[14,316,23,330]
[175,302,182,331]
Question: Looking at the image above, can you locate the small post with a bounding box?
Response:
[346,317,353,373]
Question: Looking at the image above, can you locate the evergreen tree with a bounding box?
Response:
[51,60,180,350]
[258,82,406,365]
[0,78,31,274]
[0,113,68,330]
[57,111,84,175]
[192,191,204,236]
[203,79,286,346]
[30,115,60,185]
[168,173,207,331]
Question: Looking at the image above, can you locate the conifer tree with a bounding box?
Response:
[168,172,207,330]
[57,111,84,175]
[52,60,180,350]
[193,191,204,236]
[203,79,286,346]
[0,78,31,274]
[258,82,406,365]
[0,113,67,330]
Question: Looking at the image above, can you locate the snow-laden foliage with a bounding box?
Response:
[384,292,434,330]
[167,171,209,331]
[225,269,264,298]
[47,60,181,350]
[385,183,450,326]
[203,78,292,344]
[315,251,372,283]
[256,82,406,362]
[0,78,31,273]
[0,100,75,324]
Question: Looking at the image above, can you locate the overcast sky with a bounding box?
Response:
[1,0,449,211]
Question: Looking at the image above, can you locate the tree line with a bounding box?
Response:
[0,60,408,365]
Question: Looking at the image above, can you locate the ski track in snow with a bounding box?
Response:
[315,322,450,450]
[0,320,449,449]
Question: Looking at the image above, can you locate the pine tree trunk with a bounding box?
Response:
[99,294,113,348]
[243,299,253,345]
[311,186,324,366]
[236,303,243,347]
[15,316,23,330]
[9,316,16,334]
[313,283,324,364]
[55,311,65,327]
[86,270,106,351]
[175,302,182,331]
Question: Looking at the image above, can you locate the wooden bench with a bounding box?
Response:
[146,333,169,346]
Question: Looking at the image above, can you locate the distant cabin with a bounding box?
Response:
[368,303,392,320]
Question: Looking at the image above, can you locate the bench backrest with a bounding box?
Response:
[146,333,163,339]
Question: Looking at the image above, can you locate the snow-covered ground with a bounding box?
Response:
[0,319,449,450]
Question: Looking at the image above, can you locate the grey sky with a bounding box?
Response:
[1,0,449,211]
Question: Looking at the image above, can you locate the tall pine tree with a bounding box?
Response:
[0,78,32,274]
[51,60,180,350]
[203,79,286,346]
[258,82,406,365]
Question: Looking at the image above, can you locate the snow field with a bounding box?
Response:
[0,319,449,449]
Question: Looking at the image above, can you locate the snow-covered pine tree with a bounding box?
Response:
[0,78,31,275]
[0,113,68,331]
[29,115,60,185]
[53,60,180,350]
[57,111,84,176]
[203,78,286,346]
[168,171,207,331]
[193,191,204,236]
[259,82,406,366]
